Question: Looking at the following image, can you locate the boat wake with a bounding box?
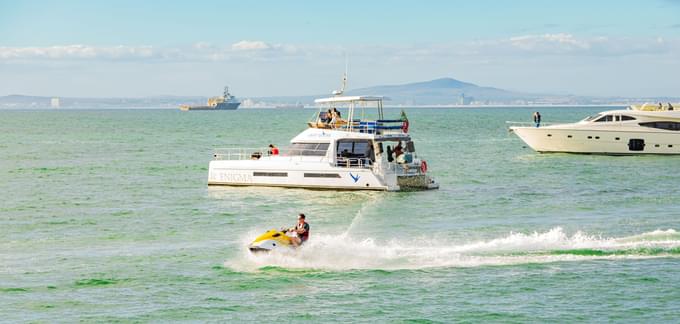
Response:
[226,227,680,271]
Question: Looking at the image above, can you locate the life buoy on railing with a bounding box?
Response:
[420,160,428,173]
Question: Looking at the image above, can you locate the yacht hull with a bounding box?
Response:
[208,159,392,191]
[511,126,680,155]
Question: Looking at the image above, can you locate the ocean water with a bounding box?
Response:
[2,107,680,322]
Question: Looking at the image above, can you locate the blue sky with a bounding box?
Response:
[1,0,679,97]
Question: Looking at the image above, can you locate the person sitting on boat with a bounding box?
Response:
[321,109,332,124]
[268,144,279,155]
[287,213,310,247]
[330,108,339,126]
[668,102,674,111]
[333,107,342,119]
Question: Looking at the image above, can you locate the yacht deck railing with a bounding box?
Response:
[309,118,406,135]
[505,121,562,128]
[213,147,329,161]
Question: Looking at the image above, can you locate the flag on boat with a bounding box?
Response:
[400,109,410,133]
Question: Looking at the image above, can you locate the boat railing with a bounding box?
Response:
[505,121,561,128]
[334,157,371,169]
[384,162,424,175]
[213,147,329,161]
[213,147,271,160]
[309,118,405,135]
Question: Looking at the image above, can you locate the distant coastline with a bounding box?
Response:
[1,77,676,109]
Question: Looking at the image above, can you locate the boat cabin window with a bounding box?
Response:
[337,140,373,158]
[594,115,614,122]
[336,140,375,166]
[639,122,680,131]
[620,115,636,121]
[288,143,329,156]
[583,114,601,122]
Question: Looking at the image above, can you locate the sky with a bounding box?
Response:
[1,0,679,97]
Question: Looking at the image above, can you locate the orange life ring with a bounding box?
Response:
[420,160,428,173]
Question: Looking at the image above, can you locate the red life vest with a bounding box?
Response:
[297,222,310,241]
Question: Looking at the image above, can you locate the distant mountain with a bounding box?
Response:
[343,77,531,105]
[252,77,535,106]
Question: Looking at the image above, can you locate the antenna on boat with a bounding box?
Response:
[332,55,348,96]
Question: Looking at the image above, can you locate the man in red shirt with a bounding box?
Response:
[268,144,279,155]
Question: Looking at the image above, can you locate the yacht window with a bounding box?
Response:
[253,172,288,177]
[584,114,601,122]
[288,143,330,156]
[639,122,680,131]
[620,115,636,121]
[337,142,354,155]
[594,115,613,122]
[353,142,370,154]
[337,140,373,157]
[406,141,415,152]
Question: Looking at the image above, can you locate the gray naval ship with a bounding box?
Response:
[180,86,240,111]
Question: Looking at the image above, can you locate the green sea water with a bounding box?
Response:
[2,107,680,322]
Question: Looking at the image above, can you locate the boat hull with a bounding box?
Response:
[180,102,240,111]
[208,159,391,191]
[511,126,680,155]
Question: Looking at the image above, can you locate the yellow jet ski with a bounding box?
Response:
[248,229,298,253]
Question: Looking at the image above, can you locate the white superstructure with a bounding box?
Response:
[509,103,680,154]
[208,96,438,191]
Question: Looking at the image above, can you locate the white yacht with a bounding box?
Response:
[509,103,680,154]
[207,95,438,191]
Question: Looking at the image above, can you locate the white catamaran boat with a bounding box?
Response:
[208,92,438,191]
[509,103,680,154]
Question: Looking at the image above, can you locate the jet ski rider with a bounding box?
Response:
[288,213,310,247]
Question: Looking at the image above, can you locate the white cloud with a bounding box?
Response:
[1,35,677,65]
[231,40,271,51]
[0,45,155,60]
[509,33,592,52]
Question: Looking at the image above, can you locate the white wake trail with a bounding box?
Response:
[226,227,680,272]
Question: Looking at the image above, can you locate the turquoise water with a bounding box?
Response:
[2,107,680,322]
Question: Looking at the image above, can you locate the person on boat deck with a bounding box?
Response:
[330,108,339,125]
[322,109,332,124]
[288,213,310,247]
[533,111,541,128]
[268,144,279,155]
[668,103,674,111]
[393,142,404,163]
[333,107,342,119]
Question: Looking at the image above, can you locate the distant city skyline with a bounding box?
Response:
[1,0,679,97]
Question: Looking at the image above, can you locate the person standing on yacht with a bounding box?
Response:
[533,112,542,128]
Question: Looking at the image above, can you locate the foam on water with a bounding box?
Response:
[226,227,680,271]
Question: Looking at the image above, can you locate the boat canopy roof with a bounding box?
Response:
[314,96,389,104]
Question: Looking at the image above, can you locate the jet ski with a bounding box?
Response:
[248,229,298,253]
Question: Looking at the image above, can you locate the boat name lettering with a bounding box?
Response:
[212,171,252,183]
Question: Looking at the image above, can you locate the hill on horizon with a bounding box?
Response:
[344,77,531,105]
[256,77,540,105]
